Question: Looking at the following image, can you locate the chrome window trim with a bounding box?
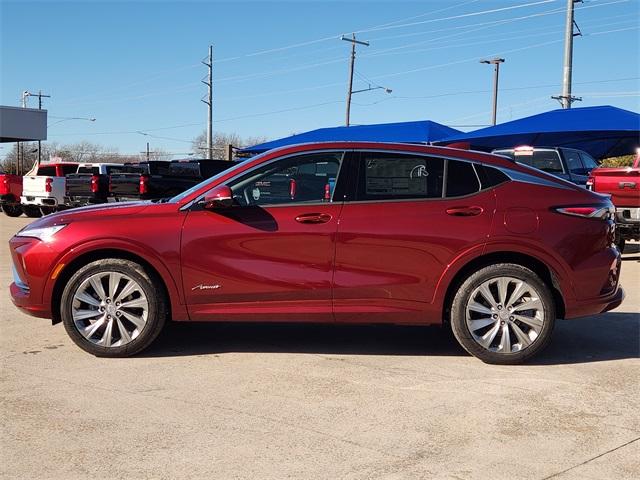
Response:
[180,149,347,211]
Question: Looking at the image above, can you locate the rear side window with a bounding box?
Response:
[356,153,444,200]
[446,160,480,197]
[477,165,510,188]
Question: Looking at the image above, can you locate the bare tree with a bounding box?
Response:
[191,131,268,159]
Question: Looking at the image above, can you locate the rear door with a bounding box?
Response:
[181,150,347,322]
[333,151,496,324]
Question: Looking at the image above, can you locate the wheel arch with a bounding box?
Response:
[440,251,566,324]
[50,248,181,325]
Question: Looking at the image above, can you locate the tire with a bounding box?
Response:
[23,205,42,218]
[449,263,556,365]
[2,204,23,217]
[615,236,626,253]
[60,259,167,357]
[40,206,57,216]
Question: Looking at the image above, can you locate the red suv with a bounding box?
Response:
[9,143,624,364]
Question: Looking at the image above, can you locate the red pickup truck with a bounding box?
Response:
[0,173,24,217]
[587,151,640,251]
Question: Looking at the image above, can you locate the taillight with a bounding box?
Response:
[45,178,53,193]
[554,205,614,220]
[324,183,331,201]
[139,175,149,195]
[0,177,9,195]
[90,174,99,193]
[586,176,595,191]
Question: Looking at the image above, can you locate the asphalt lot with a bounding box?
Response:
[1,213,638,480]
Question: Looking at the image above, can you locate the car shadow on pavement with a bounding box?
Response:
[140,311,639,364]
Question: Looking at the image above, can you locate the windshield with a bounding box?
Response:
[168,156,255,203]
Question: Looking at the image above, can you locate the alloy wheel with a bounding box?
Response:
[71,271,149,348]
[465,276,545,354]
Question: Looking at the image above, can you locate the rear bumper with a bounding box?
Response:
[21,195,58,207]
[0,193,19,204]
[65,195,106,206]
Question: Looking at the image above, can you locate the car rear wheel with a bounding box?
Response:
[1,204,23,217]
[23,206,42,218]
[61,259,167,357]
[450,263,555,364]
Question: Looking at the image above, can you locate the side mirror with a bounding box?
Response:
[203,185,233,209]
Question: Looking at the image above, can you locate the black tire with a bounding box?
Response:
[616,236,626,253]
[23,205,42,218]
[2,203,23,217]
[449,263,556,365]
[40,206,57,216]
[61,259,167,357]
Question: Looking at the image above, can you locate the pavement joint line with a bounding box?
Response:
[3,364,404,461]
[538,436,640,480]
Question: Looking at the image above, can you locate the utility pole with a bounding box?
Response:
[480,58,505,126]
[146,142,150,161]
[341,34,369,127]
[553,0,582,108]
[201,45,213,159]
[22,90,51,163]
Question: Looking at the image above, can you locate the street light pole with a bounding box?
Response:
[480,58,505,126]
[341,34,369,127]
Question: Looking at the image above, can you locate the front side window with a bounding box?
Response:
[356,153,444,200]
[229,152,343,207]
[563,150,584,175]
[579,152,599,171]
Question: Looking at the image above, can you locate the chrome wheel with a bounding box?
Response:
[71,271,149,348]
[465,276,545,354]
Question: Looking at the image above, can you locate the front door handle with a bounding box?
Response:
[295,213,333,224]
[446,206,483,217]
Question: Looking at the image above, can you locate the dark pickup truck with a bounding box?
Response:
[65,163,128,207]
[109,159,235,202]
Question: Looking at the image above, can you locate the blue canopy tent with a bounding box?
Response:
[241,120,461,154]
[436,105,640,159]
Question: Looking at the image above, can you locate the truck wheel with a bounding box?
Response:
[23,206,42,218]
[61,259,167,357]
[2,204,23,217]
[450,263,556,365]
[40,206,57,216]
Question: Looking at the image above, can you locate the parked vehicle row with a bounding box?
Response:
[587,151,640,251]
[0,158,235,217]
[10,142,623,364]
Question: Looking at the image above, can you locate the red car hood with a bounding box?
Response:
[23,201,152,229]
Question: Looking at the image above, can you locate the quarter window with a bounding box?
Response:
[564,150,584,175]
[228,152,343,206]
[446,160,480,197]
[356,153,444,200]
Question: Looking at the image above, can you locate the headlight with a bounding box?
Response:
[17,224,67,242]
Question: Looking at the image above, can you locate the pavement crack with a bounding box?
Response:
[539,436,640,480]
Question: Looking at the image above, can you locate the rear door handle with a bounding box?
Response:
[295,213,333,224]
[445,206,483,217]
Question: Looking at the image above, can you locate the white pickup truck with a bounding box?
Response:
[20,162,79,217]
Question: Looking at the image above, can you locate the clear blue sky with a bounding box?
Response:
[1,0,638,158]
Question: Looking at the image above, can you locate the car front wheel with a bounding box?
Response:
[450,263,556,364]
[61,259,167,357]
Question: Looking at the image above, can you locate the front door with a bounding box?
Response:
[181,151,346,322]
[333,151,496,324]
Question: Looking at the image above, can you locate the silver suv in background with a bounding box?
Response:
[492,146,599,186]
